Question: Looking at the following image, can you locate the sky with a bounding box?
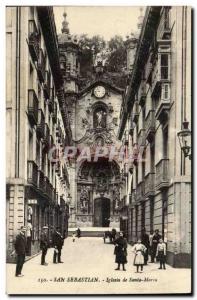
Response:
[53,6,144,41]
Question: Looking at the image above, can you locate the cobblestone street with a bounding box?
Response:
[6,237,191,294]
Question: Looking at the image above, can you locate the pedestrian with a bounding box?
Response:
[133,239,147,273]
[72,232,76,242]
[111,228,117,243]
[12,226,27,277]
[149,230,154,262]
[52,227,64,263]
[76,228,81,238]
[40,226,49,266]
[151,229,161,263]
[141,228,149,265]
[114,232,127,271]
[156,238,167,270]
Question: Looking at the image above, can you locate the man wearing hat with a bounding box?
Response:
[52,227,64,263]
[13,226,27,277]
[40,226,49,265]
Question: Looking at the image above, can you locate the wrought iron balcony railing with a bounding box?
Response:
[145,110,155,142]
[37,48,45,83]
[43,70,51,99]
[28,20,39,62]
[28,89,39,126]
[36,109,45,139]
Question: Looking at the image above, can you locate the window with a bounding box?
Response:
[160,54,169,80]
[28,131,33,160]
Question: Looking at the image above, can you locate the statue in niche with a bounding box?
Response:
[80,186,89,213]
[95,136,104,147]
[94,109,107,128]
[113,186,120,211]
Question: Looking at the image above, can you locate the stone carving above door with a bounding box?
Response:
[79,186,89,214]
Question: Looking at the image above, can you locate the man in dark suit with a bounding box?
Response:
[141,227,150,265]
[40,226,49,266]
[151,229,162,262]
[14,226,27,277]
[52,227,64,263]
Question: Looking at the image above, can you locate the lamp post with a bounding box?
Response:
[177,120,191,159]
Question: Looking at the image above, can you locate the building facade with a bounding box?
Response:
[118,6,191,267]
[6,7,71,261]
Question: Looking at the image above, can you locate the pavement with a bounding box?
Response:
[6,237,191,295]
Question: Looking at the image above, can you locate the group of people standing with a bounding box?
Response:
[114,228,167,273]
[13,225,64,277]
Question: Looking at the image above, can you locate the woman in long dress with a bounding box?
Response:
[114,232,127,271]
[133,239,147,273]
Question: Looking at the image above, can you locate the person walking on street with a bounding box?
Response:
[133,239,147,273]
[114,232,127,271]
[151,229,161,263]
[76,228,81,238]
[13,226,27,277]
[40,226,49,266]
[52,227,64,263]
[156,238,167,269]
[72,232,76,242]
[141,228,149,265]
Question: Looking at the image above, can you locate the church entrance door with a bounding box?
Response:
[94,198,110,227]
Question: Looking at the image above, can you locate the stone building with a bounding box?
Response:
[6,7,71,260]
[57,13,124,230]
[118,6,191,267]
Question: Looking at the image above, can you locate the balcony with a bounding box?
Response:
[48,88,54,113]
[36,109,45,139]
[37,170,45,193]
[43,123,50,146]
[136,182,145,202]
[52,102,57,123]
[138,81,146,107]
[145,54,153,84]
[155,158,169,190]
[27,160,38,186]
[28,89,39,126]
[132,101,139,124]
[138,129,146,147]
[155,83,171,124]
[28,20,39,62]
[145,110,155,142]
[37,48,45,83]
[157,8,171,40]
[43,71,50,99]
[144,173,155,197]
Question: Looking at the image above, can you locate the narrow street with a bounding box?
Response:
[6,237,191,294]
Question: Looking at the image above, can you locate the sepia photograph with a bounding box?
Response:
[5,4,192,295]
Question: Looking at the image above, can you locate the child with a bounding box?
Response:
[72,232,76,242]
[156,238,166,269]
[133,239,147,273]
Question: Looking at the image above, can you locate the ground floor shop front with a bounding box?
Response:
[6,182,69,262]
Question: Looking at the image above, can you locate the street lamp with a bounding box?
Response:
[177,120,191,159]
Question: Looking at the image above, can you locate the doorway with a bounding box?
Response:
[94,198,110,227]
